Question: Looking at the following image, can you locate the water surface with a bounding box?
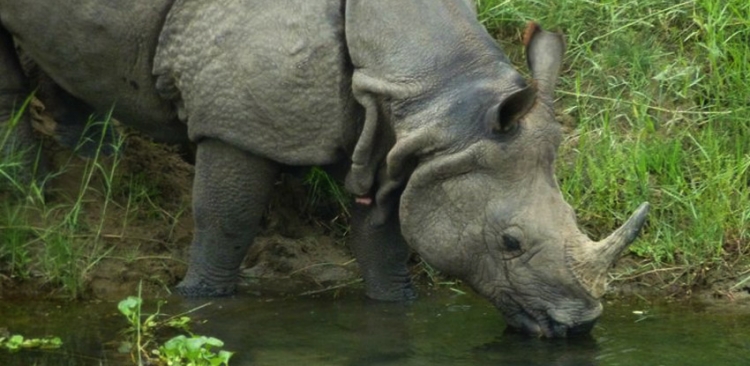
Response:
[1,289,748,365]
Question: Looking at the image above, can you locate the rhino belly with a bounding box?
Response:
[154,0,359,166]
[0,0,184,142]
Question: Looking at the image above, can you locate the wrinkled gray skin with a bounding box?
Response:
[0,0,649,337]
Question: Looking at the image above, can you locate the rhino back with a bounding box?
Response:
[154,0,359,166]
[0,0,183,142]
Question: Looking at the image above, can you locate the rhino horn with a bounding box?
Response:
[523,22,566,98]
[567,202,651,298]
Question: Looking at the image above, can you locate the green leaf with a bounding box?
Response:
[5,335,23,351]
[117,296,141,317]
[217,350,234,365]
[166,316,192,329]
[185,337,204,355]
[203,337,224,348]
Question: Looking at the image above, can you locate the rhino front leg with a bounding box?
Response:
[0,27,44,190]
[349,204,416,301]
[177,138,279,297]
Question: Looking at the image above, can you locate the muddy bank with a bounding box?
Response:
[1,101,363,301]
[0,135,360,300]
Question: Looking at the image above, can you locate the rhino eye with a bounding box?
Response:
[502,234,522,252]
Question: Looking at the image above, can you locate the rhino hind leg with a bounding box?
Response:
[349,204,416,302]
[177,138,279,297]
[20,55,121,158]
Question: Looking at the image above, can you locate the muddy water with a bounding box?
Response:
[1,289,749,365]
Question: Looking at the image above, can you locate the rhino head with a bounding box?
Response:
[345,2,649,337]
[401,23,651,337]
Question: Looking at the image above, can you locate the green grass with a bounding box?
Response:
[478,0,750,285]
[303,167,350,216]
[1,111,119,297]
[0,107,181,298]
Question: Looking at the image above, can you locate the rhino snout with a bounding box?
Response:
[506,309,601,338]
[499,292,602,338]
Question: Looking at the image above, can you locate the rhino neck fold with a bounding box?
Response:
[342,0,531,224]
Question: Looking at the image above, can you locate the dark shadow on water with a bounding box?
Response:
[472,330,600,366]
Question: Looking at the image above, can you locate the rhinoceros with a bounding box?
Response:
[0,0,649,337]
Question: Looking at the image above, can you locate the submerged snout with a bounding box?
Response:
[506,312,599,338]
[502,298,602,338]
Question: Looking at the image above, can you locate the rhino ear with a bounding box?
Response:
[523,22,566,98]
[486,86,536,134]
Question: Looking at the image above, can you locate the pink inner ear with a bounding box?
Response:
[355,196,373,205]
[523,21,540,47]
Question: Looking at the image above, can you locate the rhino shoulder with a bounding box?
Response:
[154,0,360,165]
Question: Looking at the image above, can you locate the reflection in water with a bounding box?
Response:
[339,301,413,366]
[1,290,750,365]
[475,331,599,366]
[180,294,419,366]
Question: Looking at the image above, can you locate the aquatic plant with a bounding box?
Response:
[0,333,62,352]
[155,335,232,366]
[117,284,232,366]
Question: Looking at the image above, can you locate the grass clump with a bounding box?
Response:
[303,166,351,218]
[0,96,40,196]
[0,104,182,298]
[478,0,750,287]
[1,110,120,297]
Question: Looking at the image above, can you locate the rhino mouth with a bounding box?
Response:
[499,295,594,338]
[504,309,566,338]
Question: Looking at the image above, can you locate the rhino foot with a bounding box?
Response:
[364,280,417,302]
[175,277,237,298]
